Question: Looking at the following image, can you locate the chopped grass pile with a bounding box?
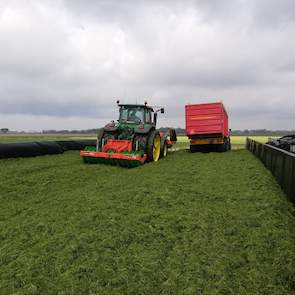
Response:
[0,150,294,294]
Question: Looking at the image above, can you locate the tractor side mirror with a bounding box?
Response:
[154,113,157,125]
[161,108,164,114]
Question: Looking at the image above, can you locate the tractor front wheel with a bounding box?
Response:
[160,138,168,158]
[147,131,161,162]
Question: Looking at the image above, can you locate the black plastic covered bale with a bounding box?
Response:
[35,141,64,155]
[0,140,96,159]
[56,140,96,151]
[0,142,63,159]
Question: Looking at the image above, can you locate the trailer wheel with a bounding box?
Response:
[224,142,229,152]
[225,138,231,151]
[228,139,232,151]
[190,145,199,153]
[219,138,230,152]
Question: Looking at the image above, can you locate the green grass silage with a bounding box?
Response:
[0,150,294,294]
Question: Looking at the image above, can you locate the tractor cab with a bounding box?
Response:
[118,104,154,125]
[118,102,164,126]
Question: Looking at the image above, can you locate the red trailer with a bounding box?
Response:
[185,102,231,152]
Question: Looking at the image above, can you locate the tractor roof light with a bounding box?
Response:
[155,107,165,113]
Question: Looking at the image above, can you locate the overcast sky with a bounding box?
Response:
[0,0,295,131]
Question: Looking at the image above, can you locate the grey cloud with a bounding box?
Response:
[0,0,294,130]
[0,98,112,118]
[252,0,295,27]
[193,0,295,27]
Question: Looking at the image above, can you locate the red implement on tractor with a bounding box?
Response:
[80,101,177,167]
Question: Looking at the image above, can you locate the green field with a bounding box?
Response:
[177,135,273,146]
[1,148,295,294]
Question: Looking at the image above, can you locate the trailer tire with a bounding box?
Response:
[190,145,199,153]
[222,143,228,152]
[218,138,230,152]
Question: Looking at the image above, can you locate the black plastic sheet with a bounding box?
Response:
[0,142,62,158]
[56,140,96,151]
[0,140,96,159]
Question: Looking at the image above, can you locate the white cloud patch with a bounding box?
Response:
[0,0,295,131]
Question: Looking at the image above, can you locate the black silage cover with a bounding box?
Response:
[0,140,96,159]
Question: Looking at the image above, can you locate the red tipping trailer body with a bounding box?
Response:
[185,102,231,152]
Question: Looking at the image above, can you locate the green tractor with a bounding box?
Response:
[80,101,177,167]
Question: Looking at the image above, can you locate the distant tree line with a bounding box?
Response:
[42,129,100,134]
[230,129,295,136]
[2,128,294,136]
[0,128,9,133]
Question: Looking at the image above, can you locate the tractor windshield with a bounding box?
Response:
[119,106,145,123]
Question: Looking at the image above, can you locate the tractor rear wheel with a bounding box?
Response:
[147,130,161,162]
